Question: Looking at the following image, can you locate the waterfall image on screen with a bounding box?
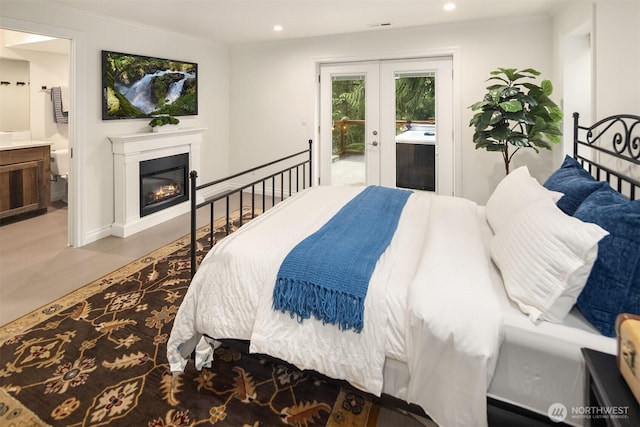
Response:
[102,50,198,120]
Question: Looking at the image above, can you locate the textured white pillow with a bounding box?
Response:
[486,166,563,233]
[490,198,609,323]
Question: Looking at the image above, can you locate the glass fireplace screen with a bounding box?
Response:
[139,153,189,217]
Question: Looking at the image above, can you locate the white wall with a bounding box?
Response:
[552,1,593,160]
[1,1,637,244]
[593,1,640,118]
[0,58,29,131]
[552,0,640,167]
[229,15,555,204]
[28,50,70,149]
[1,1,230,245]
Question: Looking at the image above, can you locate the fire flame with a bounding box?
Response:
[153,184,179,202]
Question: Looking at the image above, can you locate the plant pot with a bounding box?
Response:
[151,124,179,133]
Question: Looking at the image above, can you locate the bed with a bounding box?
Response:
[167,113,640,427]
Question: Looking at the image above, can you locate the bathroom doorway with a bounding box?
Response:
[0,27,73,245]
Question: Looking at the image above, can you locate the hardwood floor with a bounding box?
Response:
[0,201,208,326]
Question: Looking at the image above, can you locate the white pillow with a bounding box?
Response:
[486,166,563,233]
[490,198,608,323]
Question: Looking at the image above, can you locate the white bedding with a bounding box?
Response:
[488,281,616,427]
[167,185,504,427]
[477,207,616,426]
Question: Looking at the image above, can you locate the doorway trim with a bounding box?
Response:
[313,47,461,195]
[0,16,85,247]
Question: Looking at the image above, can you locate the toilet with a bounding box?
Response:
[51,148,69,203]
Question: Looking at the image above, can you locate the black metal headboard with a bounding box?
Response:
[573,112,640,200]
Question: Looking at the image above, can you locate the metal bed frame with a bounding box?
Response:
[573,112,640,200]
[178,113,639,423]
[189,140,313,278]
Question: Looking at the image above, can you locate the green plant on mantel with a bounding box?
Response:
[148,115,180,128]
[469,67,563,174]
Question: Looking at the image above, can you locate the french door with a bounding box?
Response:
[319,57,453,195]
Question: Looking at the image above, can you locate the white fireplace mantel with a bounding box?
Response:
[109,128,205,237]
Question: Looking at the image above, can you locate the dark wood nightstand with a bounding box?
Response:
[581,348,640,427]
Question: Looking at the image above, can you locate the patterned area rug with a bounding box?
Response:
[0,208,427,427]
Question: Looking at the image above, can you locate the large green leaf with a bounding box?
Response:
[490,125,512,140]
[507,133,530,147]
[519,68,541,77]
[505,110,535,125]
[499,99,523,112]
[488,88,504,104]
[475,138,505,151]
[469,100,488,111]
[547,105,563,121]
[494,68,517,79]
[516,93,538,107]
[487,75,510,85]
[541,79,553,96]
[486,84,509,92]
[530,137,552,149]
[477,109,503,127]
[502,86,521,97]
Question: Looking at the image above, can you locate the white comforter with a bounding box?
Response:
[167,186,503,427]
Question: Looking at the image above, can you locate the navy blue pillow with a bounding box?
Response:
[544,155,609,215]
[574,187,640,337]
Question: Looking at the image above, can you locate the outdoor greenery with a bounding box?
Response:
[469,67,563,174]
[331,75,435,156]
[332,79,365,154]
[395,75,435,125]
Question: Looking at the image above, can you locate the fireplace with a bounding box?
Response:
[110,128,204,238]
[139,153,189,217]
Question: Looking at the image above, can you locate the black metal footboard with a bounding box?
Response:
[190,140,313,278]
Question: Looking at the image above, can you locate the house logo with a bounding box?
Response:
[548,403,567,422]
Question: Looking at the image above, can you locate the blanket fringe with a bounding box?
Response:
[273,278,364,332]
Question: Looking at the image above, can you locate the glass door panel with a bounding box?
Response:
[380,58,453,194]
[320,58,452,192]
[320,62,379,186]
[394,71,437,191]
[330,74,366,186]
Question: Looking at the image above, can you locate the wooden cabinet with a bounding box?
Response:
[0,145,51,220]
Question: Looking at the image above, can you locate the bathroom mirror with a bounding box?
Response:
[0,58,30,131]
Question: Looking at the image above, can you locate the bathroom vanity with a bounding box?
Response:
[0,141,52,221]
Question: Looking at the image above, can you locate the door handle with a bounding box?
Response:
[370,140,378,146]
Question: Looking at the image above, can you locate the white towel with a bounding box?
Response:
[51,86,69,124]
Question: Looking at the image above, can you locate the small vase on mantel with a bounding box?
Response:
[152,124,179,133]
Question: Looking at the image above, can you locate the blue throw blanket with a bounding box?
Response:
[273,186,412,332]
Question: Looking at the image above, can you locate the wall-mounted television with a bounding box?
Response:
[101,50,198,120]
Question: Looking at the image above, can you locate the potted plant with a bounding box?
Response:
[469,67,563,174]
[148,115,180,132]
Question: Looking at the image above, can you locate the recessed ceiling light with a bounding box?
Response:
[444,2,456,11]
[273,25,283,32]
